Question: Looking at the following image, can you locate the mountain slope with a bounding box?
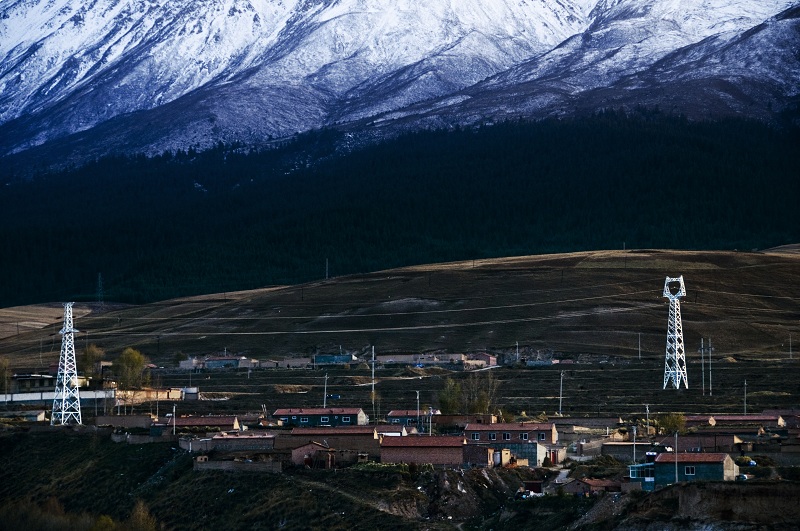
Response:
[0,0,798,165]
[361,1,800,129]
[0,0,593,156]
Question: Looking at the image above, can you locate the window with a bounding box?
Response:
[300,417,308,423]
[503,433,511,441]
[489,433,496,441]
[471,433,480,441]
[280,417,288,422]
[320,416,329,423]
[685,466,696,476]
[291,416,297,420]
[520,433,529,441]
[342,416,351,423]
[629,466,653,479]
[539,433,546,441]
[391,418,400,424]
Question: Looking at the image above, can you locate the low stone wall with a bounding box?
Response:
[194,460,282,473]
[579,439,605,457]
[111,432,178,444]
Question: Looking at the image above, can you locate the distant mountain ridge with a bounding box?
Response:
[1,0,798,165]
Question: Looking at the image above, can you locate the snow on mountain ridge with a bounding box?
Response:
[0,0,797,162]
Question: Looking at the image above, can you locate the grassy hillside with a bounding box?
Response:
[1,248,797,417]
[0,427,541,530]
[2,428,798,530]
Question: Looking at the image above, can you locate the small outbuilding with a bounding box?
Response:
[380,436,466,466]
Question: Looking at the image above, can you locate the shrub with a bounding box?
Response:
[751,455,776,467]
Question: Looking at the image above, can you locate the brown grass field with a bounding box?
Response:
[1,248,798,417]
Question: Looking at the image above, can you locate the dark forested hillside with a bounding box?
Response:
[1,112,798,306]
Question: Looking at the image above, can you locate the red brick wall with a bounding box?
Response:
[381,446,463,465]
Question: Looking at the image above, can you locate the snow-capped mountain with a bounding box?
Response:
[0,0,797,163]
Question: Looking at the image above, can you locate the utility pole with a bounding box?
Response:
[708,338,713,396]
[638,332,641,361]
[699,338,705,396]
[645,404,650,435]
[416,391,420,432]
[323,372,328,408]
[558,371,564,415]
[674,432,679,484]
[97,273,104,313]
[172,404,176,435]
[744,380,747,415]
[632,425,637,463]
[371,346,376,425]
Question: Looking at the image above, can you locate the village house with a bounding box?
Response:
[684,415,716,428]
[605,432,744,462]
[95,414,155,429]
[471,352,497,366]
[762,409,800,429]
[178,357,202,370]
[375,425,409,437]
[9,373,57,393]
[655,452,739,486]
[432,413,496,430]
[463,359,487,370]
[375,353,466,366]
[464,422,558,445]
[292,441,335,468]
[157,415,241,433]
[272,407,368,427]
[563,478,622,495]
[275,426,382,459]
[711,414,785,429]
[782,431,800,454]
[271,357,313,369]
[209,431,275,452]
[630,452,739,491]
[203,356,241,369]
[380,436,466,466]
[551,417,624,437]
[464,422,560,465]
[2,410,47,422]
[601,442,648,462]
[463,445,500,468]
[673,434,742,453]
[313,353,357,366]
[387,409,439,429]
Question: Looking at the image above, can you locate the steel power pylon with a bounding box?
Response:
[51,302,82,425]
[663,276,688,390]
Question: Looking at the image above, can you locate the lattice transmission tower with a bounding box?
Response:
[663,276,688,389]
[51,302,82,425]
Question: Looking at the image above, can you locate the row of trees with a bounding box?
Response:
[0,497,158,531]
[437,372,500,415]
[434,371,690,434]
[79,344,149,390]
